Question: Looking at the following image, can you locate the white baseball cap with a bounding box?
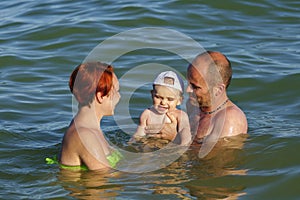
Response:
[153,71,184,93]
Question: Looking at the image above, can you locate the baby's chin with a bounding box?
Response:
[153,105,169,114]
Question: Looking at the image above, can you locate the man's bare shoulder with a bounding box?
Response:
[215,103,248,137]
[224,103,246,117]
[231,104,247,122]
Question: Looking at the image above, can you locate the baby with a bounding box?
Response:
[132,71,191,146]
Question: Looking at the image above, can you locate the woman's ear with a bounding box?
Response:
[96,92,103,104]
[213,83,225,97]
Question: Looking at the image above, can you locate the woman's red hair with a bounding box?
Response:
[69,62,114,107]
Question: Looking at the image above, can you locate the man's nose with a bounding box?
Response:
[186,84,193,93]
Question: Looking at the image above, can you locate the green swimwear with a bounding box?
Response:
[45,151,122,171]
[106,150,122,168]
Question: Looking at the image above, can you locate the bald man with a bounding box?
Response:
[186,51,247,143]
[146,51,248,144]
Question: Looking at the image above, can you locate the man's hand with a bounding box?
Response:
[144,112,178,141]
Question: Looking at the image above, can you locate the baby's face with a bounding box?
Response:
[151,85,181,114]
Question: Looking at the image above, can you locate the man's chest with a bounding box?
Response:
[196,115,213,138]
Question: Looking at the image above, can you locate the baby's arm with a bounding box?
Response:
[177,111,192,145]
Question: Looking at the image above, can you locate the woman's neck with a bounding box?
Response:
[75,104,103,129]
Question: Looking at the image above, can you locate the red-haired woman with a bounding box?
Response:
[59,62,121,171]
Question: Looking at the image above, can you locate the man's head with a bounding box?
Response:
[187,51,232,108]
[191,51,232,89]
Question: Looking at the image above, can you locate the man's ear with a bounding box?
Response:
[96,92,104,104]
[214,83,225,97]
